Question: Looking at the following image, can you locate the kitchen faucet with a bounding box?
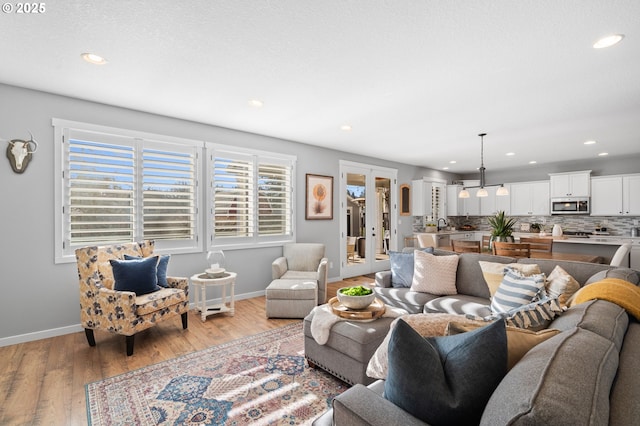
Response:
[437,218,447,232]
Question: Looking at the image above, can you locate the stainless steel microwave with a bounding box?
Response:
[551,197,590,215]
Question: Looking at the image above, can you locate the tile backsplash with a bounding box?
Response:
[414,215,640,237]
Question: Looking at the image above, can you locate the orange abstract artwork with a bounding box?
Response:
[306,174,333,220]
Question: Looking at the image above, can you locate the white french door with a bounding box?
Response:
[340,161,397,278]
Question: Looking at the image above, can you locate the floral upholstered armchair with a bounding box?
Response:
[76,240,189,356]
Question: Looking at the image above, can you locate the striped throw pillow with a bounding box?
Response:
[491,267,546,314]
[498,297,565,329]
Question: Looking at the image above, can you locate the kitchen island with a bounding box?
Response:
[413,230,639,268]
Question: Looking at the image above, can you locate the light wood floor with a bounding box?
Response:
[0,276,373,425]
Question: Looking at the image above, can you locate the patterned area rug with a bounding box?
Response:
[86,323,346,425]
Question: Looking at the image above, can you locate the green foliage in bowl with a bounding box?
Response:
[337,285,375,309]
[339,285,373,296]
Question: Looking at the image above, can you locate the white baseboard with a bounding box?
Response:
[0,324,84,348]
[0,290,267,348]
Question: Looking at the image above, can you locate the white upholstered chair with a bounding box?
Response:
[610,243,632,267]
[271,243,329,304]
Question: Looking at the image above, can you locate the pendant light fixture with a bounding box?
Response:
[459,133,509,198]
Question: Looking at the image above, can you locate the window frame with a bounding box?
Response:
[53,118,204,263]
[206,142,296,251]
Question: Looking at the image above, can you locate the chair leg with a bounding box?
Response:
[181,312,188,329]
[126,335,135,356]
[84,328,96,347]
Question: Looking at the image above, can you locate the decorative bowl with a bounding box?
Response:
[337,286,375,309]
[205,267,226,278]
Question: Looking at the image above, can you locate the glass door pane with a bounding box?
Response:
[346,172,367,268]
[341,161,397,278]
[372,175,391,266]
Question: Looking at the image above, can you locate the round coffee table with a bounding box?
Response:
[190,272,236,321]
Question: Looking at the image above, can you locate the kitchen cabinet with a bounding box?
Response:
[549,171,591,197]
[411,179,433,217]
[510,181,550,216]
[446,185,479,216]
[479,185,511,216]
[591,174,640,216]
[413,179,446,218]
[449,232,477,241]
[446,185,463,217]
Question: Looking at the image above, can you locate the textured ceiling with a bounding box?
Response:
[1,0,639,173]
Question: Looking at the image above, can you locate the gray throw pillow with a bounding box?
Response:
[586,268,640,286]
[384,319,507,425]
[389,247,434,288]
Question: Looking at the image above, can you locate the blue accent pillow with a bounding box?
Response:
[389,247,434,288]
[384,319,507,425]
[124,254,171,288]
[111,256,161,296]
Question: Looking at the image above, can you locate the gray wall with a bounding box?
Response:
[0,83,455,342]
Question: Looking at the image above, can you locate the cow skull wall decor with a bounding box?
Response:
[6,132,38,174]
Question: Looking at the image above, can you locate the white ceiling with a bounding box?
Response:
[2,1,639,173]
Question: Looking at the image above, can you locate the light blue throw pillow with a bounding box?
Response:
[390,251,415,287]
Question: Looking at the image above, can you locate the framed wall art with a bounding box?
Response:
[305,174,333,220]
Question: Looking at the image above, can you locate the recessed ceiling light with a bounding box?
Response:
[81,52,107,65]
[529,160,537,164]
[598,152,609,156]
[248,99,264,108]
[584,140,597,145]
[449,160,456,164]
[506,152,515,156]
[340,124,352,131]
[593,34,624,49]
[443,167,449,170]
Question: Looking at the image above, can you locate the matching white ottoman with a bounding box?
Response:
[266,279,318,318]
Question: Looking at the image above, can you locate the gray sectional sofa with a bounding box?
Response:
[314,249,640,425]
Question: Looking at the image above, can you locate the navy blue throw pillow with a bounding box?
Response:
[389,247,434,288]
[385,319,507,425]
[111,256,161,296]
[124,254,171,287]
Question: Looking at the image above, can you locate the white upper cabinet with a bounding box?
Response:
[446,184,480,216]
[479,185,511,216]
[591,174,640,216]
[510,181,550,216]
[412,179,433,217]
[625,175,640,215]
[549,171,591,197]
[412,179,446,218]
[446,185,463,217]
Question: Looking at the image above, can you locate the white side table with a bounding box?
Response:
[190,272,236,322]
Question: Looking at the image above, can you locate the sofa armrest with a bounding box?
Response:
[332,383,427,426]
[375,271,392,288]
[272,257,288,279]
[317,257,329,304]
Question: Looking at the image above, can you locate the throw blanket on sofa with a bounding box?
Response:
[310,303,407,344]
[572,278,640,321]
